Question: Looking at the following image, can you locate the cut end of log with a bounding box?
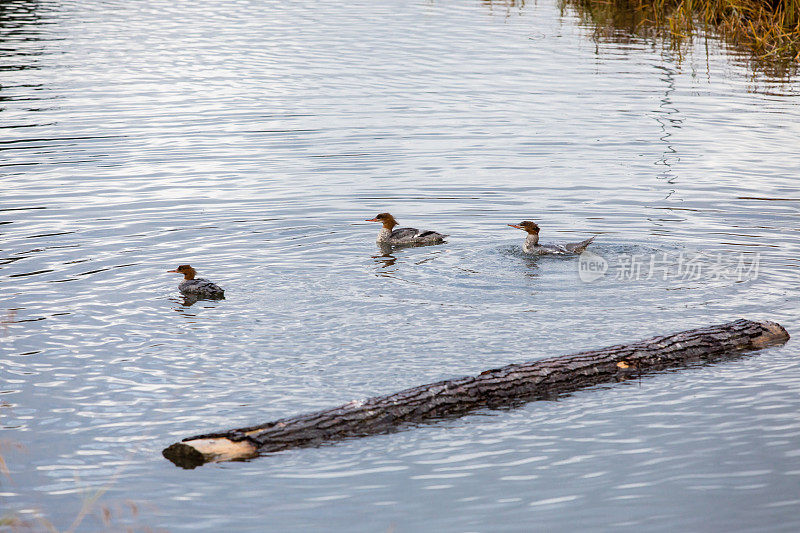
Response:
[162,437,258,469]
[751,320,790,349]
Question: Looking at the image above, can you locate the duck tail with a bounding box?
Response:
[570,235,596,253]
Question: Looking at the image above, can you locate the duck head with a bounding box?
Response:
[366,213,398,230]
[508,221,540,234]
[167,264,197,280]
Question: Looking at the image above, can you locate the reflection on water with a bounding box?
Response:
[1,0,799,530]
[373,244,398,270]
[1,308,18,336]
[0,0,57,139]
[652,64,680,186]
[173,294,214,308]
[0,0,46,60]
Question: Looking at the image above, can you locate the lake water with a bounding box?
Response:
[2,0,799,530]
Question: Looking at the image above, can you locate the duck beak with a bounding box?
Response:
[366,218,379,222]
[508,224,523,229]
[167,269,179,273]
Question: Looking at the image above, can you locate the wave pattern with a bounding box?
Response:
[1,0,799,530]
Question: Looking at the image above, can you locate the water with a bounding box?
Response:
[2,0,799,530]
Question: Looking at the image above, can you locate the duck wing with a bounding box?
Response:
[417,230,447,239]
[180,278,225,297]
[389,227,422,240]
[532,243,571,255]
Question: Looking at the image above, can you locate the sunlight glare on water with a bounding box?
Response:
[1,0,799,530]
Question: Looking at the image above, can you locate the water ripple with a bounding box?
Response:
[1,0,799,531]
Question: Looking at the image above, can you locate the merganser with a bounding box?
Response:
[167,265,225,298]
[508,221,595,255]
[366,213,447,245]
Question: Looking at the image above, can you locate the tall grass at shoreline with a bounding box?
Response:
[559,0,800,74]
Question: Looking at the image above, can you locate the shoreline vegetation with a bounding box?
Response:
[558,0,800,75]
[0,440,149,532]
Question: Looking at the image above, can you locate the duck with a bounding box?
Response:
[366,213,447,245]
[167,265,225,298]
[508,221,595,255]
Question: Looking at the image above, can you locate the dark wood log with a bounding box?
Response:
[163,319,789,468]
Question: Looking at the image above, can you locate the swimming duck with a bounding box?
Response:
[167,265,225,298]
[508,221,595,255]
[366,213,447,245]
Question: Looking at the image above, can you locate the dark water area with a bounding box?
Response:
[1,0,799,530]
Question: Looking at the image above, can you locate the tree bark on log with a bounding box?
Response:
[163,319,789,468]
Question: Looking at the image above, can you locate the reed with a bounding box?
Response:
[561,0,800,74]
[0,443,150,532]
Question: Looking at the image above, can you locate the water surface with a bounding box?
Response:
[2,0,799,530]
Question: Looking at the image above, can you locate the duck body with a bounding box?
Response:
[377,226,446,245]
[521,233,596,255]
[367,213,447,246]
[168,265,225,298]
[510,221,595,255]
[177,277,225,297]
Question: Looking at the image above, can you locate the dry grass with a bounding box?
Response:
[0,442,157,532]
[562,0,800,75]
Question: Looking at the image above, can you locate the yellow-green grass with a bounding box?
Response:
[561,0,800,74]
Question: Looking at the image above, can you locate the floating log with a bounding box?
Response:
[163,319,788,468]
